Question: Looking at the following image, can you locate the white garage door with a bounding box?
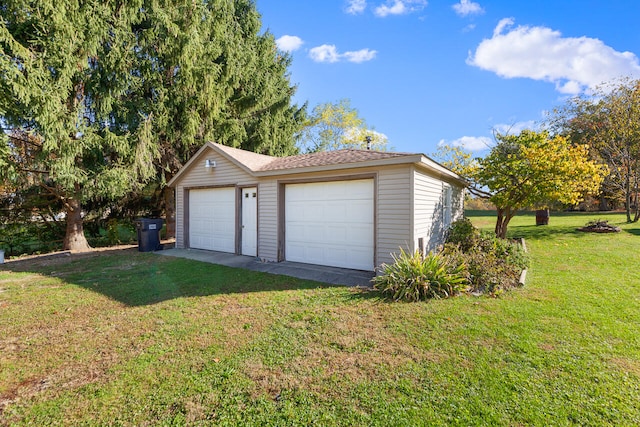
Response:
[189,188,235,252]
[285,179,374,271]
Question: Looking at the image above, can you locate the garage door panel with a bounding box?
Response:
[324,203,347,221]
[348,224,373,242]
[285,179,374,271]
[189,188,235,253]
[325,225,348,244]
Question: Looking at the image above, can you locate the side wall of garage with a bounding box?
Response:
[413,167,466,253]
[376,166,412,267]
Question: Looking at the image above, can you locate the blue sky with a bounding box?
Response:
[255,0,640,155]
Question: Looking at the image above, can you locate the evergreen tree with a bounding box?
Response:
[125,0,305,235]
[0,0,157,251]
[1,0,305,246]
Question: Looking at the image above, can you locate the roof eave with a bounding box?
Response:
[168,143,468,188]
[254,154,425,176]
[417,155,469,187]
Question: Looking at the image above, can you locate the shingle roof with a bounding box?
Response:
[213,143,275,171]
[168,142,464,188]
[256,149,413,171]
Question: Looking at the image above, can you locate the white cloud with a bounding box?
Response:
[493,121,538,135]
[309,45,377,63]
[346,0,367,14]
[276,35,304,52]
[493,17,513,37]
[452,0,484,17]
[439,136,492,152]
[343,48,378,63]
[309,44,341,63]
[440,122,540,153]
[375,1,406,16]
[462,24,476,33]
[468,18,640,95]
[374,0,427,17]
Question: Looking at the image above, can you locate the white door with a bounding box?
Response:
[285,179,374,271]
[189,188,235,252]
[241,187,258,256]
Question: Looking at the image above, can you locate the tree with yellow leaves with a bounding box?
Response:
[297,99,388,153]
[470,130,607,238]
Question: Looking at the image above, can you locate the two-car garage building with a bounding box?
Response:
[168,142,465,271]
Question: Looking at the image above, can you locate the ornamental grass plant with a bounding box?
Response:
[372,248,468,301]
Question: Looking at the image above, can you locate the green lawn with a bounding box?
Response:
[1,211,639,425]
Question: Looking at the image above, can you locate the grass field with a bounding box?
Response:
[1,211,639,425]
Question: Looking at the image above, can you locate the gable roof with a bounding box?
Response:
[258,149,410,171]
[168,142,466,187]
[213,143,275,171]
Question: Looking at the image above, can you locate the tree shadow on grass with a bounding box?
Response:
[1,247,344,307]
[469,210,631,241]
[623,227,640,236]
[508,224,587,241]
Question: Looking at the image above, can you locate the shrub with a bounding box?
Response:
[443,244,522,296]
[443,220,529,296]
[476,230,529,271]
[373,248,468,302]
[446,218,480,252]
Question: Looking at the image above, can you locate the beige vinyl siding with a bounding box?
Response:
[376,166,412,266]
[173,147,255,249]
[257,179,278,261]
[413,168,457,252]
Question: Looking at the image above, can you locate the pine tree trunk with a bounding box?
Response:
[164,186,176,239]
[63,197,91,252]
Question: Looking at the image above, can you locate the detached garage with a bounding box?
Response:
[168,142,466,272]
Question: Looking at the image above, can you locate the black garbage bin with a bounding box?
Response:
[135,218,164,252]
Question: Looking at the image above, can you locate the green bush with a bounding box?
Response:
[0,222,64,257]
[373,248,468,302]
[443,220,529,296]
[86,219,137,248]
[446,218,480,251]
[443,244,522,296]
[477,230,529,270]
